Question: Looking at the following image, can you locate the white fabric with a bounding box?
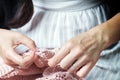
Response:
[11,0,107,52]
[11,0,120,79]
[33,0,102,11]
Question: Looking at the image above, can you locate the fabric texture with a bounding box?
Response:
[0,48,81,80]
[10,0,120,80]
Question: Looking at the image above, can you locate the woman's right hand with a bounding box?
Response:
[0,29,36,69]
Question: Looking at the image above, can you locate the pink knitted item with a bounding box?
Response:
[0,48,81,80]
[37,66,81,80]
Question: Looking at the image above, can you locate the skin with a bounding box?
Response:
[0,11,120,79]
[0,29,36,69]
[48,13,120,78]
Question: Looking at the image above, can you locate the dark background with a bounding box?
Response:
[106,0,120,17]
[0,0,120,29]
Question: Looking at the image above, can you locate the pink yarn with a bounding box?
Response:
[0,48,81,80]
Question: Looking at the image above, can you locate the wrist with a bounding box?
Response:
[102,13,120,47]
[89,13,120,49]
[99,22,112,48]
[88,23,110,50]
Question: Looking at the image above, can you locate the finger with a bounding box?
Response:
[68,54,89,73]
[76,61,95,78]
[59,47,83,70]
[3,58,19,68]
[18,35,36,51]
[7,47,34,69]
[34,55,45,68]
[6,48,23,65]
[21,50,35,68]
[48,46,70,67]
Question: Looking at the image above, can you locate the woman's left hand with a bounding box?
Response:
[48,24,109,78]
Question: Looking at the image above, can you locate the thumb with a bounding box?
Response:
[7,47,35,68]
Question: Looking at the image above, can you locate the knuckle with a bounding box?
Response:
[16,33,26,40]
[75,46,82,52]
[84,54,91,62]
[28,40,35,45]
[66,42,73,49]
[16,33,24,38]
[74,46,84,54]
[18,33,24,37]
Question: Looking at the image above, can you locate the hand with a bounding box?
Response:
[0,29,36,69]
[48,24,109,78]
